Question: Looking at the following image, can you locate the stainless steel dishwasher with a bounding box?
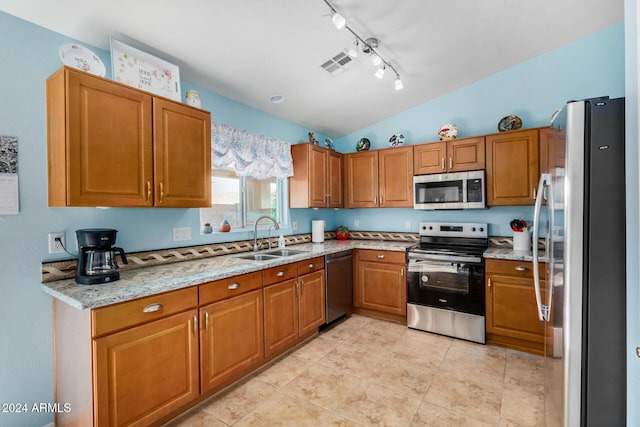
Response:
[324,250,353,324]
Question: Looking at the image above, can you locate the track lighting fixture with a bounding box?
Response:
[322,0,404,90]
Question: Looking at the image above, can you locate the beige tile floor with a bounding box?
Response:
[167,314,544,427]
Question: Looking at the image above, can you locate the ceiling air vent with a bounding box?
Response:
[321,51,353,74]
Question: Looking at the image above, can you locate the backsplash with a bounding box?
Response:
[41,230,420,282]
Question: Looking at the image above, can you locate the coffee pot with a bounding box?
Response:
[76,228,128,284]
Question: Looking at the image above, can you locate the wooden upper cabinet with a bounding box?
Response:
[413,137,485,175]
[289,143,342,208]
[486,129,540,206]
[46,66,211,207]
[378,146,413,207]
[345,150,379,208]
[153,98,211,207]
[345,146,412,208]
[47,66,154,207]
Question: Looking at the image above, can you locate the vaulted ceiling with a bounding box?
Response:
[1,0,624,137]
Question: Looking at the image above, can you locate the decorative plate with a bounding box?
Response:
[356,138,371,151]
[498,115,523,132]
[59,43,106,77]
[388,133,405,147]
[325,138,335,150]
[438,123,458,140]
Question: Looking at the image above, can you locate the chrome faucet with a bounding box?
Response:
[253,216,279,251]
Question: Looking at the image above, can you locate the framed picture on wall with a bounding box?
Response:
[110,38,181,101]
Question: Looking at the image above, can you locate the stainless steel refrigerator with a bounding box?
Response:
[533,96,626,426]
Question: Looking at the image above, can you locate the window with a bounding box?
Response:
[200,168,287,231]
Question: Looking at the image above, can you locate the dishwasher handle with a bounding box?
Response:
[325,254,353,265]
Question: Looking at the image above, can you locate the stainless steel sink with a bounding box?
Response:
[263,249,308,257]
[236,253,281,261]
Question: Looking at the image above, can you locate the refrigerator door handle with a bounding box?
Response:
[533,173,551,321]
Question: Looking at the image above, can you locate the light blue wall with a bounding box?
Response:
[624,0,639,424]
[324,24,625,238]
[0,9,633,427]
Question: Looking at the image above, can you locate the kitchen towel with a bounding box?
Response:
[312,220,325,243]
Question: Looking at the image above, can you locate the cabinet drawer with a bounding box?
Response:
[91,287,198,337]
[485,259,546,280]
[199,271,262,305]
[263,262,298,286]
[297,256,324,276]
[357,249,405,264]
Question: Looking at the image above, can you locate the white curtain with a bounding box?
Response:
[211,123,293,179]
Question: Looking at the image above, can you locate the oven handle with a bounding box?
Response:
[407,253,482,264]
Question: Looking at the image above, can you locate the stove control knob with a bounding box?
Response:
[480,227,484,232]
[429,226,433,230]
[471,227,476,232]
[421,275,429,283]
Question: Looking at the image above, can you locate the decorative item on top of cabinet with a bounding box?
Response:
[388,133,405,147]
[354,249,406,323]
[46,66,211,208]
[485,128,540,206]
[413,136,485,175]
[497,115,523,132]
[308,132,319,145]
[325,137,335,150]
[356,137,371,151]
[485,258,548,355]
[438,123,458,140]
[344,146,413,208]
[289,143,343,208]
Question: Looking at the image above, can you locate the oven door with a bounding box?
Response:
[407,254,485,316]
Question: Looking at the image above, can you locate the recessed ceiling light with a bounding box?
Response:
[269,95,285,104]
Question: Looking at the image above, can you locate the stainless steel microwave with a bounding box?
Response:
[413,170,485,210]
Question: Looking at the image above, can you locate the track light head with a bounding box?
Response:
[361,37,378,54]
[347,40,359,58]
[374,65,386,79]
[331,11,346,29]
[394,78,404,90]
[371,54,382,67]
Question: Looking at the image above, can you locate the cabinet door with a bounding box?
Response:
[327,150,343,208]
[448,137,485,172]
[486,129,539,206]
[378,147,413,207]
[57,68,154,207]
[357,260,406,315]
[298,270,326,336]
[93,310,199,427]
[309,145,328,207]
[263,279,299,358]
[485,274,546,342]
[200,290,264,394]
[414,142,446,174]
[345,151,378,208]
[153,98,211,207]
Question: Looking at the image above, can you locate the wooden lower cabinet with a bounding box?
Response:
[263,278,299,358]
[199,290,264,394]
[354,250,406,321]
[485,259,548,355]
[93,310,199,427]
[298,270,326,336]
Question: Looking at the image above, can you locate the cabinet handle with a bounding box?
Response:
[515,266,529,272]
[146,181,151,202]
[295,280,299,296]
[532,187,537,199]
[205,311,209,331]
[373,196,377,205]
[159,182,165,204]
[441,158,445,170]
[300,279,304,295]
[228,282,240,290]
[449,157,453,169]
[143,303,163,313]
[193,315,198,336]
[401,268,404,278]
[308,263,315,269]
[377,254,385,259]
[488,278,492,288]
[380,195,383,206]
[277,271,286,277]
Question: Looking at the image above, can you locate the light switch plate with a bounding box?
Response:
[173,227,192,242]
[354,219,359,227]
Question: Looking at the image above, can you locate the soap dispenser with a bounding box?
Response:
[278,234,285,248]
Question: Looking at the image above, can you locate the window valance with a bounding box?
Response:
[211,123,293,179]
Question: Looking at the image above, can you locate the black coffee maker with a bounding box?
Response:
[76,228,128,284]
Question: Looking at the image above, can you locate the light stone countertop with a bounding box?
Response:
[483,246,549,262]
[41,240,414,310]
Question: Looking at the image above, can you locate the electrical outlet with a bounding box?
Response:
[405,221,412,230]
[292,221,298,231]
[173,227,192,242]
[48,232,65,254]
[354,219,359,227]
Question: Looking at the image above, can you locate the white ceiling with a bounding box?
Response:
[1,0,624,138]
